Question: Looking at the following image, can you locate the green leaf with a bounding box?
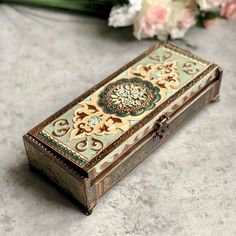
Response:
[0,0,128,17]
[197,10,220,27]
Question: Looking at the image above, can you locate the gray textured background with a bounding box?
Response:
[0,4,236,236]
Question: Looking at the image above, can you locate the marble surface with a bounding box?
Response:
[1,4,236,236]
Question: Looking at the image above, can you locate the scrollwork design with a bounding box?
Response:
[75,137,104,153]
[75,138,88,152]
[91,138,104,151]
[51,119,70,137]
[149,50,172,62]
[127,61,179,90]
[182,61,200,75]
[69,95,131,140]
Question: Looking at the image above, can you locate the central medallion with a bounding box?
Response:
[98,77,161,117]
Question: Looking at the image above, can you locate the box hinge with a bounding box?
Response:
[153,114,170,140]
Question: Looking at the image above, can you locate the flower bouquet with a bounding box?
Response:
[2,0,236,40]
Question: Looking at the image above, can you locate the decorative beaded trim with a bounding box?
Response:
[163,43,211,66]
[36,131,87,165]
[25,134,88,180]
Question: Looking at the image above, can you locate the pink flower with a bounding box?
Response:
[138,6,168,37]
[144,6,168,25]
[203,19,216,27]
[221,0,236,19]
[133,0,171,40]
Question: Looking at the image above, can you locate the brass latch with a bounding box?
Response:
[153,115,169,140]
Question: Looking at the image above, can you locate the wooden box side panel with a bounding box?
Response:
[23,135,88,207]
[93,79,221,198]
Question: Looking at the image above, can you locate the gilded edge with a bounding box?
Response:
[28,42,219,171]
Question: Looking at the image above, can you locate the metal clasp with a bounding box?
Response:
[153,114,169,140]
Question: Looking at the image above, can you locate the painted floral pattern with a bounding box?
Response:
[127,61,179,90]
[98,78,161,117]
[70,61,179,139]
[70,99,131,140]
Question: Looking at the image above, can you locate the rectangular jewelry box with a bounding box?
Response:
[23,42,222,215]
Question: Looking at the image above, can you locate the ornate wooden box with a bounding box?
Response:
[23,42,222,215]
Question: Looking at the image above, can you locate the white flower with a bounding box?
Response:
[196,0,223,10]
[129,0,142,12]
[108,0,142,27]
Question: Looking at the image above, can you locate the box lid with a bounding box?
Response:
[29,42,219,176]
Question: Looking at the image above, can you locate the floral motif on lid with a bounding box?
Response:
[98,77,161,117]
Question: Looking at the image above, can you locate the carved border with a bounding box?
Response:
[162,42,211,65]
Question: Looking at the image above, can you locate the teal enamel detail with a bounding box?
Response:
[98,77,161,117]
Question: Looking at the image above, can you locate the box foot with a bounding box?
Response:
[211,94,220,103]
[85,202,97,215]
